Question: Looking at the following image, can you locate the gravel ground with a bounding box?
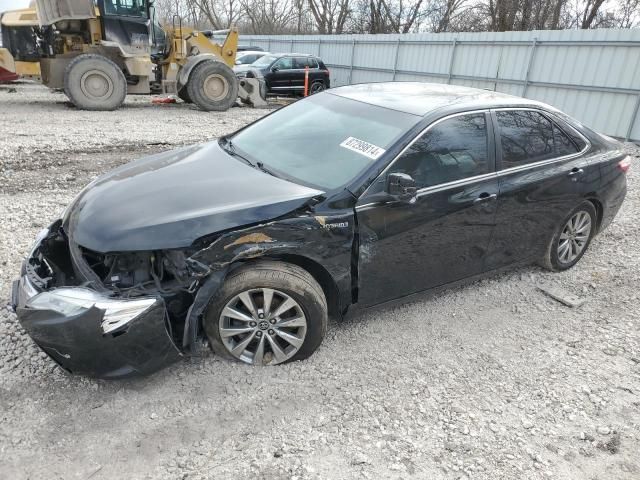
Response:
[1,83,639,480]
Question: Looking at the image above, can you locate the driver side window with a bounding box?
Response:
[273,57,294,70]
[388,113,489,189]
[103,0,147,17]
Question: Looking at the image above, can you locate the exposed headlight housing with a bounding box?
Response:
[27,288,157,334]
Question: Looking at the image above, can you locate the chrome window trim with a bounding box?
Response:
[355,171,498,211]
[492,107,592,176]
[416,171,498,197]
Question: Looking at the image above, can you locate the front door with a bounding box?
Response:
[356,111,499,306]
[268,57,295,92]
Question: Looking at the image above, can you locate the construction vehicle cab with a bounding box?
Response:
[0,6,41,81]
[0,0,250,111]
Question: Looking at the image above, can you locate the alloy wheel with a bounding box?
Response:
[218,288,307,365]
[557,211,592,264]
[310,82,325,94]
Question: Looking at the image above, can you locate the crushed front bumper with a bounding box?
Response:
[12,270,182,380]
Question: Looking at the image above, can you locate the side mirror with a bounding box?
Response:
[386,173,417,203]
[271,66,279,72]
[235,60,242,65]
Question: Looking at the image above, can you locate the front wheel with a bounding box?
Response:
[540,201,597,271]
[186,60,238,112]
[204,261,327,365]
[177,87,192,103]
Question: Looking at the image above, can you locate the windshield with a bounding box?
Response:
[236,53,261,65]
[228,93,421,190]
[103,0,148,17]
[252,54,277,68]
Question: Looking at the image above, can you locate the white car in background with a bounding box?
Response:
[234,51,269,77]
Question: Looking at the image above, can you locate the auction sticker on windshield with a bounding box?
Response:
[339,137,386,160]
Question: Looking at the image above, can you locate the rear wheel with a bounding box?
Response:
[309,80,326,94]
[540,201,596,271]
[186,60,238,111]
[204,261,327,365]
[64,54,127,111]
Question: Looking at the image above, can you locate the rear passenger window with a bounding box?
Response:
[496,111,555,168]
[496,110,586,170]
[554,124,579,156]
[294,57,318,69]
[389,113,489,189]
[556,118,587,151]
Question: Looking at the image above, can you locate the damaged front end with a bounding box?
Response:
[11,220,208,379]
[11,207,352,379]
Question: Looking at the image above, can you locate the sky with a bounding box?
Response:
[0,1,32,14]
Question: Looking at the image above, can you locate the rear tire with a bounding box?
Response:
[204,261,327,365]
[540,201,597,271]
[186,60,238,112]
[309,81,326,94]
[64,54,127,111]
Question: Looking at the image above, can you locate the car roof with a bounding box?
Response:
[328,82,543,117]
[272,53,316,58]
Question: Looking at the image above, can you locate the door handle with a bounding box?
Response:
[474,193,497,204]
[568,167,584,177]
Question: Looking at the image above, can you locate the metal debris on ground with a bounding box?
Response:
[538,285,586,308]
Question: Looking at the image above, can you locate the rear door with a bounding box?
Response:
[484,108,596,268]
[290,57,310,91]
[356,111,500,306]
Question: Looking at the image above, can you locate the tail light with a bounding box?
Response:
[618,156,631,173]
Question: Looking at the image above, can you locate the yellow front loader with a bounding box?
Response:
[0,1,259,111]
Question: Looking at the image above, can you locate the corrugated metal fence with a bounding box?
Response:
[233,29,640,141]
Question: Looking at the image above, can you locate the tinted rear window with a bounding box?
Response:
[554,117,587,151]
[553,124,579,156]
[497,111,555,168]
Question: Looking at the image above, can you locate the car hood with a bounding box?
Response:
[64,142,324,252]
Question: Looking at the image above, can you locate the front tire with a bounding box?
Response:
[204,261,327,365]
[64,54,127,111]
[177,87,192,103]
[540,201,597,271]
[186,60,238,112]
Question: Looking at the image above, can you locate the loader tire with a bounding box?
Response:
[186,60,238,112]
[178,87,192,103]
[64,54,127,111]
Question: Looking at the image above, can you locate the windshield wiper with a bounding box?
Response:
[220,136,255,168]
[220,137,280,178]
[256,161,279,178]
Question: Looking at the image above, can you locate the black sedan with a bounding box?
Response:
[12,83,629,378]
